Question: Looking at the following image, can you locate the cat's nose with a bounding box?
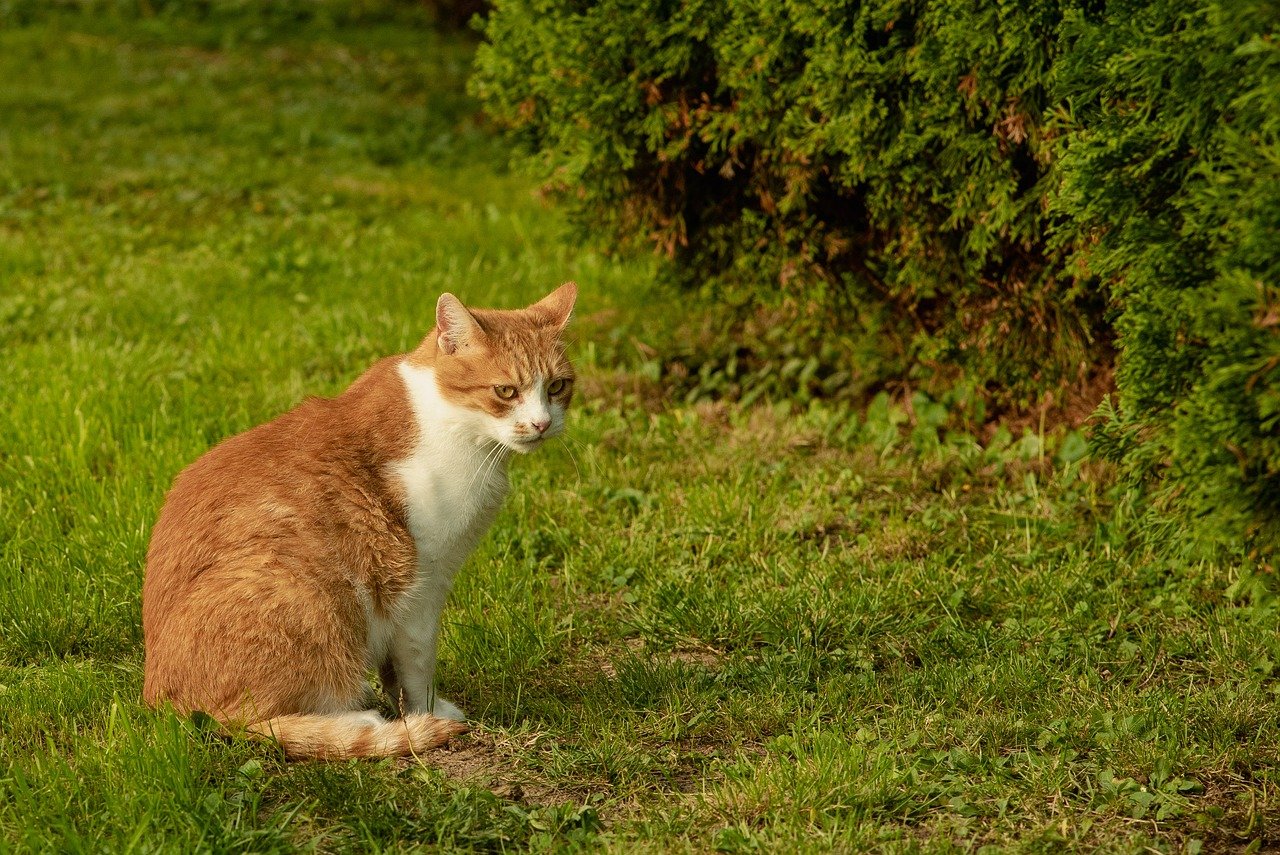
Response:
[531,419,550,434]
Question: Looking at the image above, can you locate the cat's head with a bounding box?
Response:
[425,282,577,454]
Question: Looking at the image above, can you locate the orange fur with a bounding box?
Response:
[142,283,577,759]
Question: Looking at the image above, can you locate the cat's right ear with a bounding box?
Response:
[436,293,484,355]
[529,281,578,331]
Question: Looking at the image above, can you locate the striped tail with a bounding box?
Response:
[246,711,466,760]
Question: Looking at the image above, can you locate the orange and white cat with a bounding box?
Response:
[142,283,576,759]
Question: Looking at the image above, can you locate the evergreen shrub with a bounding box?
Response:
[473,0,1279,551]
[1056,0,1280,551]
[472,0,1108,414]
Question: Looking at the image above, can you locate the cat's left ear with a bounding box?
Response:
[436,293,485,355]
[529,281,577,331]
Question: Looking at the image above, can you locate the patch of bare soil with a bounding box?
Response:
[666,645,725,670]
[584,637,727,680]
[414,728,585,808]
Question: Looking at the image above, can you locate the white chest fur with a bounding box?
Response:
[364,361,509,671]
[392,361,510,580]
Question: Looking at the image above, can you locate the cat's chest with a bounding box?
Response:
[390,442,509,580]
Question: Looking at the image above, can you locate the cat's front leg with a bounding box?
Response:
[389,602,466,721]
[389,648,466,721]
[430,695,465,721]
[379,660,403,714]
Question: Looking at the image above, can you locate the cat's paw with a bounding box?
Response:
[431,696,466,721]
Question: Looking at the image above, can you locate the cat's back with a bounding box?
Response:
[149,356,407,548]
[157,397,329,522]
[143,357,414,597]
[141,399,326,605]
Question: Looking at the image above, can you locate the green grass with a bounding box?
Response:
[2,8,1278,853]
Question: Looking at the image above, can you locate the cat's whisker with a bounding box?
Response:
[465,441,504,496]
[474,442,501,491]
[482,444,508,492]
[561,433,601,478]
[557,435,582,483]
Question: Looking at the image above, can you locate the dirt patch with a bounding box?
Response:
[575,637,726,682]
[617,636,727,672]
[415,728,583,807]
[666,646,725,670]
[777,509,855,547]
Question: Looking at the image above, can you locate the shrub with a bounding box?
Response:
[1055,0,1280,552]
[474,0,1279,552]
[472,0,1110,415]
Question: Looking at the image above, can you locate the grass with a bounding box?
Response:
[1,6,1278,853]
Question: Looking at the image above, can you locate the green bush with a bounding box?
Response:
[472,0,1108,414]
[1055,0,1280,552]
[473,0,1279,551]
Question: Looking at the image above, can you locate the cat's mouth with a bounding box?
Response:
[512,435,545,451]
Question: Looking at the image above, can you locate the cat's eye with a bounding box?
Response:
[547,378,569,395]
[494,385,518,400]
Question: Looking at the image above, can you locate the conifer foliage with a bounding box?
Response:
[473,0,1101,413]
[1057,0,1280,552]
[473,0,1279,552]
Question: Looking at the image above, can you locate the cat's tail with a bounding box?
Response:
[246,711,466,760]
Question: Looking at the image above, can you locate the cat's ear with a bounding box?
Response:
[436,293,485,355]
[529,281,577,331]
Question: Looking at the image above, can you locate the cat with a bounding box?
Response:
[141,282,577,759]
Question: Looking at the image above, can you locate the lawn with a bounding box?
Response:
[1,7,1277,853]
